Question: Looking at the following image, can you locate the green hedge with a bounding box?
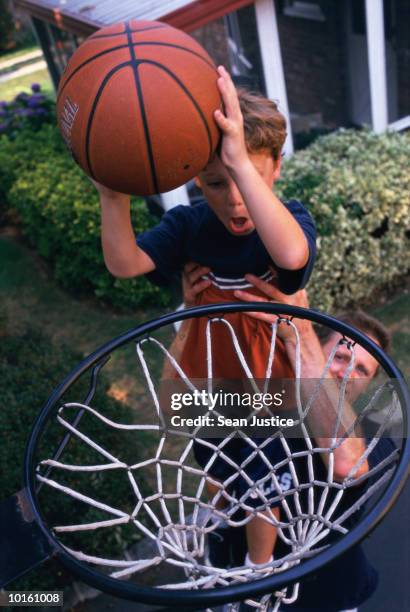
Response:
[1,124,409,312]
[0,124,172,309]
[0,323,153,590]
[276,128,410,311]
[0,122,62,220]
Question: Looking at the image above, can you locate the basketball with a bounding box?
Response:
[56,20,221,195]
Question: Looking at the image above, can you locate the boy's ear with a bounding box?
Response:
[194,176,202,189]
[273,156,281,181]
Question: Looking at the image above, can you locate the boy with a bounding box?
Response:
[94,66,316,376]
[92,66,316,567]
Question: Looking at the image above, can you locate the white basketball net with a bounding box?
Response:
[36,315,401,611]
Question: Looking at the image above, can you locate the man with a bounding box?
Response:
[179,264,395,612]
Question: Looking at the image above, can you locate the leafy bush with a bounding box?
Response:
[1,122,172,308]
[0,114,61,222]
[0,84,55,138]
[293,127,334,151]
[0,121,63,211]
[2,119,408,312]
[277,128,410,311]
[0,326,151,590]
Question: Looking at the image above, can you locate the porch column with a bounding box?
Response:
[254,0,293,156]
[160,184,190,211]
[365,0,388,133]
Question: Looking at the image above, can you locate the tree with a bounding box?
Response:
[0,0,15,52]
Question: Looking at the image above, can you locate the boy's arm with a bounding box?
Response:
[215,67,309,271]
[95,182,155,278]
[229,163,309,270]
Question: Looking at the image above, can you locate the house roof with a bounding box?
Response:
[14,0,253,35]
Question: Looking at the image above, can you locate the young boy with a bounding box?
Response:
[95,66,316,375]
[92,66,316,568]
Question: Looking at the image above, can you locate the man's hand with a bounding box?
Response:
[182,262,211,306]
[161,262,210,380]
[234,275,312,342]
[240,275,310,308]
[214,66,249,172]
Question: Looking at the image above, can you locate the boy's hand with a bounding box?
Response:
[89,177,129,201]
[214,66,249,171]
[182,262,211,306]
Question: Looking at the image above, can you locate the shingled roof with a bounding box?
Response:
[14,0,253,35]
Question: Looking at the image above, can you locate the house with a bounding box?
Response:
[13,0,410,208]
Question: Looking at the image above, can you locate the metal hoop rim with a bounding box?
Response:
[23,302,410,606]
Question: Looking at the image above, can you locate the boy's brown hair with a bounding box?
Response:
[237,88,287,161]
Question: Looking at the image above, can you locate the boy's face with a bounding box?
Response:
[195,150,280,236]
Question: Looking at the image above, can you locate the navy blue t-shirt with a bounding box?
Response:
[137,199,316,294]
[194,435,397,610]
[245,438,396,612]
[273,436,398,611]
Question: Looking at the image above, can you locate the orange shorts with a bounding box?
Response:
[176,282,293,380]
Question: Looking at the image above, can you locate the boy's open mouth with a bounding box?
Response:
[229,216,252,234]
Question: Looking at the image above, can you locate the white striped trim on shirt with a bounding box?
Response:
[204,269,274,290]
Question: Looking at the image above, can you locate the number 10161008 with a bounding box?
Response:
[0,591,63,607]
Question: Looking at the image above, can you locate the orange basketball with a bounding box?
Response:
[56,20,221,195]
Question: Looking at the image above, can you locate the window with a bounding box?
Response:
[282,0,325,22]
[191,4,265,94]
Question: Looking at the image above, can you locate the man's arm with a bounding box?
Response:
[280,316,369,481]
[214,67,309,271]
[235,278,369,482]
[161,318,192,384]
[94,181,155,278]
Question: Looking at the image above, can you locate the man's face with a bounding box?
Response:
[195,151,279,236]
[322,333,380,401]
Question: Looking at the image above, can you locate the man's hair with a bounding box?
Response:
[316,310,392,353]
[237,88,287,161]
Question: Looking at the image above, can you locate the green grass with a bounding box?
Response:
[0,233,173,418]
[0,234,165,361]
[0,234,174,592]
[0,230,408,387]
[0,232,408,595]
[0,236,162,593]
[0,44,39,66]
[0,67,54,102]
[0,233,408,375]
